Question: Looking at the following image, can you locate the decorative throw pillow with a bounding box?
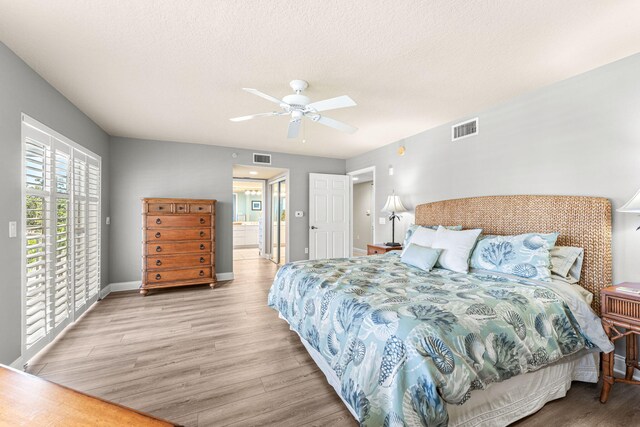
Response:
[432,226,483,273]
[550,246,584,284]
[401,227,437,256]
[469,232,559,281]
[401,244,442,271]
[402,224,463,249]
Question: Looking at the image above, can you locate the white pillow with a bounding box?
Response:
[401,226,437,256]
[432,226,482,273]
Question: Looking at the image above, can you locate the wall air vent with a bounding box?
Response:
[253,153,272,165]
[452,118,478,141]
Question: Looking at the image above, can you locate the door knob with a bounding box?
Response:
[310,226,318,230]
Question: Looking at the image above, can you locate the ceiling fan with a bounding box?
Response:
[230,80,357,138]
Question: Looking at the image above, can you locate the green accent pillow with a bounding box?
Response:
[401,243,442,271]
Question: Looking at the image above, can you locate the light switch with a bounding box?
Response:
[106,217,111,225]
[379,217,386,225]
[9,221,17,238]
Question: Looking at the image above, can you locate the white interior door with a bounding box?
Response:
[309,173,350,260]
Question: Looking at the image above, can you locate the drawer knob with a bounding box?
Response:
[156,246,162,252]
[178,206,184,210]
[200,244,205,250]
[156,260,162,266]
[155,274,161,280]
[200,231,205,237]
[156,218,162,224]
[198,207,203,211]
[200,218,206,224]
[200,257,205,263]
[158,206,163,210]
[199,270,205,277]
[155,232,161,238]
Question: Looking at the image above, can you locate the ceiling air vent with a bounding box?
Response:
[452,118,478,141]
[253,153,272,165]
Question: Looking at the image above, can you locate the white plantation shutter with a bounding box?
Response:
[73,154,88,312]
[24,127,51,351]
[53,144,71,328]
[86,160,101,299]
[22,115,101,361]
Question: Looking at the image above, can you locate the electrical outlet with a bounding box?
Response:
[304,247,309,254]
[9,221,17,238]
[106,217,111,225]
[379,217,386,225]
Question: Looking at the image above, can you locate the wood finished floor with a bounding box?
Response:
[26,257,640,427]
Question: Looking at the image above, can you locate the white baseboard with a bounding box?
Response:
[10,356,24,370]
[216,272,234,281]
[614,353,640,380]
[99,284,112,300]
[110,281,141,292]
[105,273,234,295]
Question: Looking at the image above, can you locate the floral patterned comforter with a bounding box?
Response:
[267,253,612,426]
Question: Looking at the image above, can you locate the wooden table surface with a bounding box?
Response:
[0,365,177,426]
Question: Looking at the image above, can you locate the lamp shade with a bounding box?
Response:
[619,188,640,213]
[382,194,406,213]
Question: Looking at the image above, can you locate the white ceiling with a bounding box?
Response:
[1,1,640,159]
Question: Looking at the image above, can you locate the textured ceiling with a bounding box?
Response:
[1,1,640,159]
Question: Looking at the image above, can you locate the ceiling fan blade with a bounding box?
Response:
[313,115,357,133]
[229,112,282,122]
[287,120,301,138]
[243,88,285,105]
[307,95,356,112]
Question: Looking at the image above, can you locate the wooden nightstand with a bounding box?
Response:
[600,283,640,403]
[367,243,403,255]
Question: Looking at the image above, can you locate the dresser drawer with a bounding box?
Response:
[147,215,211,228]
[189,203,212,213]
[148,241,212,255]
[146,228,211,242]
[147,254,212,270]
[174,203,188,213]
[147,267,213,283]
[148,203,173,213]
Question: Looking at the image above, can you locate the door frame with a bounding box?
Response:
[347,166,376,255]
[266,172,290,264]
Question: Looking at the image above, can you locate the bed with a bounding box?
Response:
[267,195,613,426]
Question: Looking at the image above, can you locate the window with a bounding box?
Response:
[22,115,101,361]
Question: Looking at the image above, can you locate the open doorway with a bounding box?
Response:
[232,179,264,260]
[233,165,289,265]
[348,167,375,256]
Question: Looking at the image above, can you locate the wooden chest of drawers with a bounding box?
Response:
[141,198,216,295]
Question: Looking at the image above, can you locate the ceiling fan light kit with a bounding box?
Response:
[230,80,358,139]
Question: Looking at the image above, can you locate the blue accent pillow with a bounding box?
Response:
[402,224,463,249]
[401,243,442,271]
[469,233,559,281]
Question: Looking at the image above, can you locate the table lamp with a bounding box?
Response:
[382,193,406,246]
[619,188,640,230]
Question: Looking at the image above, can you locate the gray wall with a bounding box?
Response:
[0,42,110,364]
[347,52,640,285]
[109,137,345,283]
[353,182,373,251]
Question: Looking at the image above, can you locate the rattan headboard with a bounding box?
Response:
[415,195,612,313]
